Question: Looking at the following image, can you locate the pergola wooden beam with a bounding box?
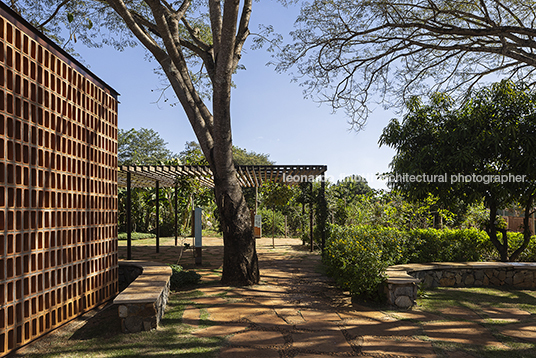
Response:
[118,165,328,188]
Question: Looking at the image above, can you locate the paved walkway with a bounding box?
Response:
[178,238,536,357]
[12,237,536,357]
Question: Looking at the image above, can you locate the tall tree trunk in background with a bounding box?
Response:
[486,201,508,262]
[510,194,535,262]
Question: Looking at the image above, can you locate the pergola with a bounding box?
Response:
[118,165,328,258]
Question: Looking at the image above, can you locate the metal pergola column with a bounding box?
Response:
[310,182,314,253]
[174,181,178,246]
[321,173,326,253]
[156,180,160,253]
[126,171,132,260]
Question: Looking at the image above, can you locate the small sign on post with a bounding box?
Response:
[194,207,202,265]
[254,214,262,238]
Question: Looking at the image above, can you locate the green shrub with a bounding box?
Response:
[259,207,286,237]
[323,225,406,298]
[473,232,536,261]
[324,225,491,299]
[503,232,536,262]
[117,232,156,240]
[324,223,536,300]
[405,228,488,263]
[169,264,201,291]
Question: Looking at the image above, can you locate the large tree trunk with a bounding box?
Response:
[210,21,259,284]
[209,0,258,285]
[105,0,258,285]
[214,170,259,285]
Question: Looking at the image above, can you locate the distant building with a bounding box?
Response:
[500,208,536,234]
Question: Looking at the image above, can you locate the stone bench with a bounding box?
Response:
[385,262,536,309]
[114,260,172,333]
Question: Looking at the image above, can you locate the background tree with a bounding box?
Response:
[179,141,273,166]
[233,146,274,166]
[333,175,371,198]
[327,175,371,225]
[179,141,210,165]
[119,127,175,165]
[117,129,179,235]
[279,0,536,127]
[260,182,294,245]
[17,0,262,285]
[380,80,536,261]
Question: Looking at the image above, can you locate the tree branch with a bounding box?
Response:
[105,0,165,59]
[209,0,222,58]
[37,0,71,30]
[280,0,536,124]
[234,0,252,69]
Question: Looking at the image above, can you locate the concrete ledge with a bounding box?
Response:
[384,262,536,309]
[114,260,172,333]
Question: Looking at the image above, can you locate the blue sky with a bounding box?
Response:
[72,2,396,189]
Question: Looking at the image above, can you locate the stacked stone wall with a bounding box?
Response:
[385,263,536,309]
[413,267,536,289]
[114,261,171,333]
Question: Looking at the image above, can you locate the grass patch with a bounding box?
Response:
[417,287,536,315]
[413,287,536,358]
[117,232,156,240]
[18,290,222,358]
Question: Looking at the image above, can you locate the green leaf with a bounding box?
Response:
[67,13,74,23]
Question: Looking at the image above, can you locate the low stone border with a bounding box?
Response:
[385,262,536,309]
[113,260,172,333]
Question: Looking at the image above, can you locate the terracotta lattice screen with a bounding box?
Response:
[0,4,119,356]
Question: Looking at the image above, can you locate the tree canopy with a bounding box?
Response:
[232,146,273,166]
[331,175,372,204]
[119,127,175,165]
[279,0,536,128]
[179,141,274,166]
[379,80,536,261]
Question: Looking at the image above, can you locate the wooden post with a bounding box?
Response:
[302,203,305,245]
[255,186,258,214]
[194,207,202,265]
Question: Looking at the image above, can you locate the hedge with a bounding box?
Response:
[322,225,534,298]
[118,232,156,240]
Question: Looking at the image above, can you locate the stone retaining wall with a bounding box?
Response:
[385,262,536,309]
[413,265,536,289]
[113,261,172,333]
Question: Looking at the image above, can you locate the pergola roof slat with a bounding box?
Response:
[118,165,327,189]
